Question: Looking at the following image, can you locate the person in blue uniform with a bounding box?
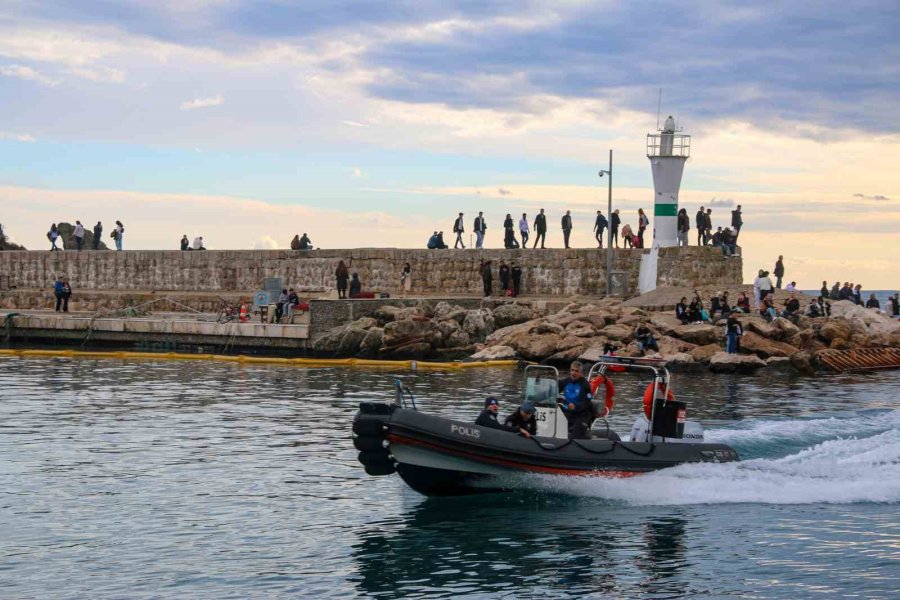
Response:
[504,401,537,438]
[558,361,593,439]
[475,397,504,430]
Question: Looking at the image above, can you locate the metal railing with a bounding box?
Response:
[647,133,691,158]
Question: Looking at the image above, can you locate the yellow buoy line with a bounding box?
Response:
[0,348,521,370]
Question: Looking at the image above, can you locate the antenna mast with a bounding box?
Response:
[656,88,662,131]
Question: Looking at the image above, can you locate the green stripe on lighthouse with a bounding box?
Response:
[654,204,678,217]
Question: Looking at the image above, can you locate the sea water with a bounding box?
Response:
[1,358,897,598]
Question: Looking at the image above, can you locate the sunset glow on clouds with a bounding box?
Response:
[0,1,897,287]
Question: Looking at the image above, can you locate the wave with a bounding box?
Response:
[536,427,900,506]
[704,409,900,459]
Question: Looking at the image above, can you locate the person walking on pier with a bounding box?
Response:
[503,214,517,249]
[335,260,349,299]
[593,210,608,248]
[695,206,705,246]
[453,212,465,249]
[610,209,620,248]
[677,208,689,247]
[519,213,529,248]
[637,208,649,248]
[92,221,102,250]
[731,205,743,240]
[73,221,85,251]
[48,223,59,251]
[561,210,573,248]
[474,212,487,249]
[113,220,124,251]
[533,209,547,249]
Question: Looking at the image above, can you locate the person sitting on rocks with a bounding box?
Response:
[298,233,313,250]
[785,281,797,292]
[504,401,537,438]
[721,227,738,257]
[710,293,723,318]
[290,234,301,250]
[807,299,823,317]
[192,236,205,250]
[436,231,448,249]
[735,292,750,313]
[675,297,690,324]
[687,298,702,322]
[781,293,801,319]
[760,295,777,321]
[865,293,880,310]
[635,326,659,355]
[427,231,440,249]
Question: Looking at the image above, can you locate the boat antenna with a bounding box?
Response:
[656,88,662,131]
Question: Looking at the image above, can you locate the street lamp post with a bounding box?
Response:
[599,149,613,296]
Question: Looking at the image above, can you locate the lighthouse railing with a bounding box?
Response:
[646,133,691,158]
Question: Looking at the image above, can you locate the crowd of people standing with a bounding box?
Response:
[433,205,744,250]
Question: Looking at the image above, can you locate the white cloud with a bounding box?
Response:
[353,167,363,177]
[179,95,224,110]
[68,65,126,83]
[0,131,37,142]
[0,64,59,86]
[252,235,279,250]
[341,120,369,128]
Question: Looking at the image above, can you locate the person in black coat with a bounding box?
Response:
[504,401,537,437]
[561,210,573,248]
[695,206,705,245]
[480,260,493,297]
[475,397,505,430]
[533,209,547,248]
[731,205,743,239]
[498,261,510,295]
[510,264,522,297]
[610,209,621,248]
[92,221,103,250]
[593,210,608,248]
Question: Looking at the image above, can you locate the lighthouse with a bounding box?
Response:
[647,116,690,247]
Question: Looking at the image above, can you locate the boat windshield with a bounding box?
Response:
[523,365,559,407]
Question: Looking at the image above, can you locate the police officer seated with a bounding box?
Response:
[475,397,505,430]
[504,401,537,438]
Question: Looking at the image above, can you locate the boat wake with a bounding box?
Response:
[536,411,900,505]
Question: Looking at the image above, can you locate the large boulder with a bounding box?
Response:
[600,324,634,341]
[789,350,815,374]
[709,352,767,373]
[484,320,538,346]
[577,341,613,363]
[380,341,432,359]
[57,221,109,250]
[503,332,562,360]
[462,309,495,343]
[312,318,377,355]
[771,318,800,340]
[819,319,853,342]
[383,318,441,347]
[656,335,697,358]
[373,305,402,323]
[666,352,695,369]
[788,328,827,352]
[650,314,684,336]
[690,343,722,363]
[673,323,721,345]
[739,331,799,358]
[740,316,777,338]
[565,320,597,337]
[359,327,384,356]
[765,356,793,371]
[492,304,537,328]
[468,345,518,361]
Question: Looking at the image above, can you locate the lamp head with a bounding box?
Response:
[598,170,608,178]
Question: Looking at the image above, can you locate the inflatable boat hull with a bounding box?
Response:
[354,402,739,497]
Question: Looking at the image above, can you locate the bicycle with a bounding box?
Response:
[216,298,239,324]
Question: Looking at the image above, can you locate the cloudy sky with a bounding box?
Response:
[1,0,897,287]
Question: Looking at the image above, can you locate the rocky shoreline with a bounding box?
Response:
[312,291,900,374]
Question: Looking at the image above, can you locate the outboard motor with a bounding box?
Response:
[353,402,396,476]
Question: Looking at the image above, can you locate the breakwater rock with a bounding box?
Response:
[312,297,900,374]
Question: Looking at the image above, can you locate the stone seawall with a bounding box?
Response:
[0,247,741,298]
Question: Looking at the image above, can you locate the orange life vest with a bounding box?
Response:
[643,382,675,419]
[590,375,616,417]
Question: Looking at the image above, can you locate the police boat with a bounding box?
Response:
[352,357,739,496]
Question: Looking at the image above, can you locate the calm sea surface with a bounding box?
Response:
[1,358,898,599]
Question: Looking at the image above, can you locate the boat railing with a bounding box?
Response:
[393,378,417,410]
[587,356,671,439]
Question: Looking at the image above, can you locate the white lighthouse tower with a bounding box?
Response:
[647,116,690,247]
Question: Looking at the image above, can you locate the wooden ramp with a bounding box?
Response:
[817,348,900,373]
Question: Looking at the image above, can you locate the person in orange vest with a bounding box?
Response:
[643,380,675,419]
